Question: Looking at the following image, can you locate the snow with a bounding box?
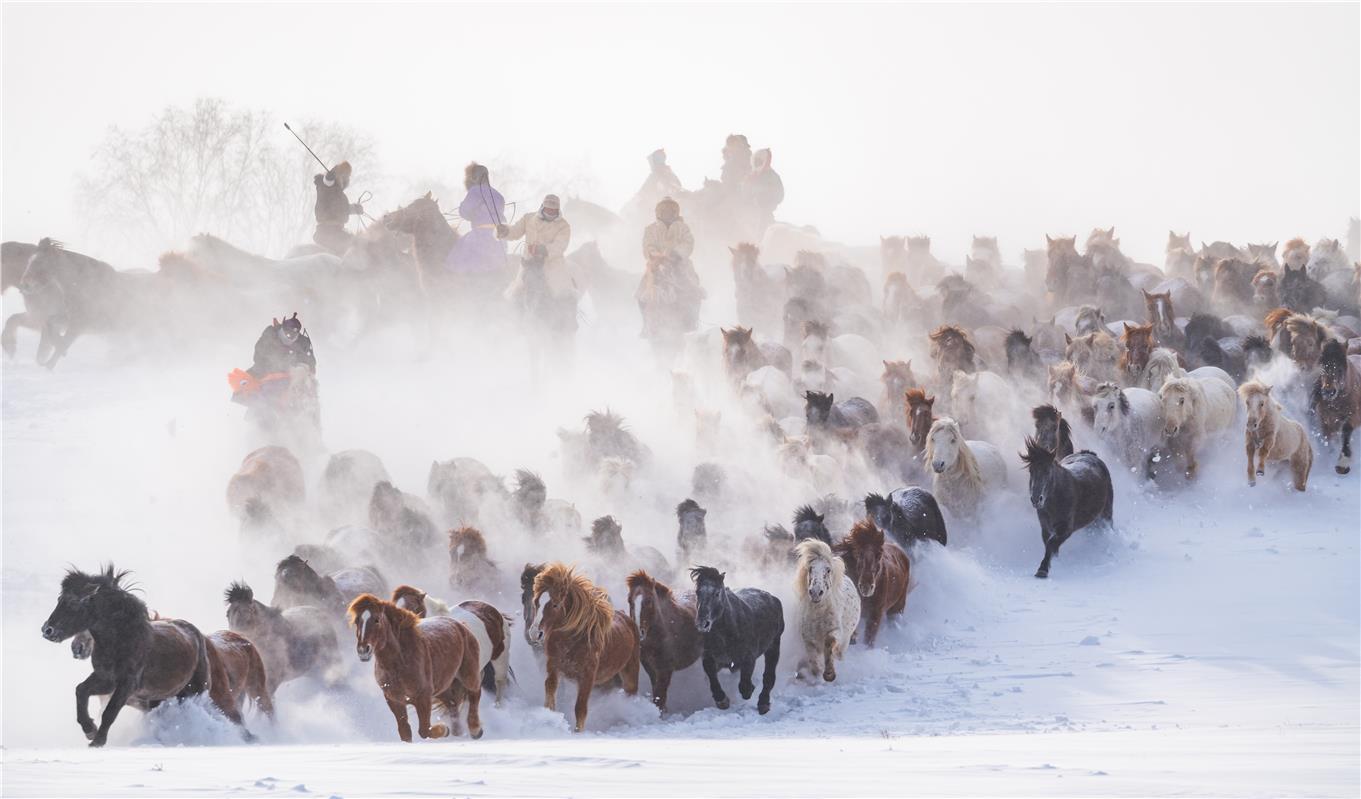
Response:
[3,314,1359,797]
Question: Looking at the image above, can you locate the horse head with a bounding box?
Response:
[690,566,728,633]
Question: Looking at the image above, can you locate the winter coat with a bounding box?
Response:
[502,214,574,297]
[446,185,507,273]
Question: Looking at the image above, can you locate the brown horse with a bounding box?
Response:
[904,387,936,457]
[1239,381,1312,490]
[529,563,640,732]
[1143,289,1186,350]
[1119,323,1156,386]
[626,569,703,713]
[448,526,500,596]
[928,324,977,398]
[833,520,910,647]
[1266,308,1331,373]
[1313,339,1361,474]
[380,193,459,289]
[880,360,917,423]
[204,631,275,735]
[390,586,514,706]
[225,445,305,536]
[348,593,484,741]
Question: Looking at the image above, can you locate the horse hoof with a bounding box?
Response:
[1337,466,1351,475]
[426,724,448,739]
[88,737,106,748]
[715,697,730,710]
[470,728,483,740]
[757,702,771,715]
[1035,570,1049,579]
[823,670,836,682]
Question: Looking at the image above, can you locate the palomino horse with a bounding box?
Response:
[348,593,484,741]
[626,569,702,712]
[1157,370,1238,482]
[1238,381,1312,491]
[1020,438,1114,579]
[793,539,860,682]
[41,566,219,747]
[691,566,784,714]
[833,520,910,647]
[529,563,640,732]
[1312,340,1361,474]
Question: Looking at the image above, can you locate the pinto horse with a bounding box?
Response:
[834,521,910,647]
[626,569,703,712]
[348,593,484,741]
[530,563,640,732]
[691,566,784,714]
[42,566,220,747]
[1312,340,1361,475]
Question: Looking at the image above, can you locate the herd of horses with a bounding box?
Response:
[23,211,1361,747]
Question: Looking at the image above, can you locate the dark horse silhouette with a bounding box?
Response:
[1020,438,1114,578]
[862,487,948,547]
[691,566,784,715]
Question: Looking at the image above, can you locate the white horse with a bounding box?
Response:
[793,539,860,683]
[949,369,1020,445]
[1158,370,1239,480]
[925,417,1008,522]
[1090,382,1163,471]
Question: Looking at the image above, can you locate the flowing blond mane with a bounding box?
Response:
[925,417,984,486]
[794,538,843,595]
[533,563,612,648]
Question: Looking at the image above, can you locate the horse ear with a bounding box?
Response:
[423,191,432,200]
[1263,384,1273,395]
[1123,322,1132,333]
[925,395,935,406]
[272,317,280,326]
[1046,234,1054,245]
[1064,333,1072,345]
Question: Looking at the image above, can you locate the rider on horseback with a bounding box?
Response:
[498,194,576,330]
[313,161,364,255]
[637,197,704,342]
[248,313,316,379]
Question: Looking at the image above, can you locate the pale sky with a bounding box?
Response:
[3,2,1358,266]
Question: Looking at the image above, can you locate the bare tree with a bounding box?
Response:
[77,97,376,259]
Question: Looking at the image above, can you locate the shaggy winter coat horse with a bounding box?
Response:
[691,566,784,714]
[863,487,948,547]
[530,564,640,732]
[1090,382,1163,470]
[348,593,484,741]
[1020,440,1114,579]
[1158,370,1238,480]
[224,581,342,696]
[389,586,513,705]
[626,570,702,712]
[925,417,1008,522]
[1312,340,1361,474]
[793,540,860,682]
[226,445,305,537]
[833,521,911,646]
[1239,381,1313,491]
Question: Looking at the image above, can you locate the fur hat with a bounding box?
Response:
[331,161,352,180]
[541,194,561,211]
[656,196,680,216]
[648,148,667,168]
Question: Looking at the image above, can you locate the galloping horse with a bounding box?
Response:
[626,569,702,712]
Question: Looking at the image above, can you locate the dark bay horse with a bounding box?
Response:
[834,521,910,646]
[42,566,217,747]
[349,593,484,741]
[626,569,703,712]
[862,488,948,548]
[1313,340,1361,474]
[1032,404,1075,460]
[792,504,833,545]
[905,388,937,458]
[529,564,640,732]
[676,498,708,566]
[691,566,784,714]
[804,391,879,439]
[380,193,459,290]
[1020,438,1114,578]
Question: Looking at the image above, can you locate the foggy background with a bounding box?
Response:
[4,2,1358,267]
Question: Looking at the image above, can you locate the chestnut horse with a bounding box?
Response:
[833,520,911,647]
[626,569,703,712]
[1119,323,1155,386]
[390,585,514,705]
[905,387,936,458]
[348,593,484,741]
[529,563,640,732]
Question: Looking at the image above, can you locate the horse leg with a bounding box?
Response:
[385,696,413,742]
[90,676,136,747]
[863,607,883,647]
[1185,449,1199,481]
[823,632,838,682]
[415,692,446,739]
[1256,441,1268,479]
[654,669,675,714]
[441,684,464,737]
[621,648,641,698]
[75,671,113,739]
[641,661,659,706]
[737,658,756,700]
[461,665,484,740]
[1338,422,1354,475]
[1,311,35,358]
[1040,523,1074,579]
[702,655,729,710]
[1292,440,1312,491]
[758,638,781,715]
[543,660,559,712]
[572,663,597,733]
[1036,521,1055,579]
[1245,437,1257,486]
[43,322,80,370]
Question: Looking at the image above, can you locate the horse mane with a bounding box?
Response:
[1146,348,1181,375]
[1019,436,1056,469]
[448,526,490,558]
[1264,307,1294,337]
[63,564,136,598]
[863,491,888,510]
[688,565,726,586]
[1238,380,1271,401]
[585,409,628,435]
[1005,329,1032,348]
[1243,334,1271,354]
[1121,322,1154,346]
[627,568,673,599]
[794,538,842,590]
[275,554,320,579]
[390,584,427,611]
[534,563,613,648]
[1032,404,1061,424]
[513,469,545,496]
[1284,313,1329,343]
[929,325,977,361]
[925,417,982,482]
[793,504,822,524]
[838,519,885,554]
[223,581,255,606]
[763,523,794,543]
[347,593,420,631]
[904,387,932,407]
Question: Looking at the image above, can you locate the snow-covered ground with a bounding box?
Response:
[3,313,1358,797]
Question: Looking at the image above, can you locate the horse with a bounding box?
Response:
[1212,258,1258,311]
[862,487,948,547]
[1032,404,1075,460]
[638,253,703,357]
[626,569,702,712]
[1019,439,1114,579]
[1119,323,1156,386]
[804,390,879,440]
[1266,309,1333,374]
[925,417,1009,522]
[904,235,945,284]
[1065,330,1121,383]
[1141,347,1184,391]
[225,446,305,538]
[857,421,919,483]
[928,324,978,388]
[905,388,937,458]
[529,564,640,732]
[1143,289,1187,350]
[371,480,441,565]
[41,566,215,747]
[1157,370,1239,481]
[348,593,484,741]
[426,457,506,529]
[380,193,459,289]
[1048,361,1094,422]
[1282,237,1310,271]
[833,520,911,646]
[883,272,923,331]
[318,449,391,528]
[691,566,783,714]
[390,586,513,705]
[272,555,387,614]
[731,243,784,332]
[722,326,767,385]
[1312,340,1361,474]
[1005,329,1044,382]
[224,581,342,696]
[1046,234,1092,304]
[447,526,502,596]
[1251,269,1281,313]
[790,504,833,545]
[880,360,917,423]
[584,516,672,577]
[1091,382,1163,470]
[675,498,709,566]
[520,563,545,650]
[203,631,275,736]
[793,540,860,682]
[510,469,581,536]
[1280,263,1327,312]
[950,369,1015,443]
[1238,381,1312,491]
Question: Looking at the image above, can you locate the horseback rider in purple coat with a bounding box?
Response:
[446,163,507,279]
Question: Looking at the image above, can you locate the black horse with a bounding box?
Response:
[1281,263,1327,312]
[791,504,833,545]
[863,487,948,547]
[676,498,708,565]
[690,566,784,715]
[1005,329,1044,381]
[803,391,879,437]
[1020,439,1114,579]
[1032,404,1075,460]
[41,565,212,747]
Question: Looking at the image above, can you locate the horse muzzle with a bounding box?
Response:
[931,460,946,473]
[41,624,62,642]
[356,644,373,662]
[858,582,876,598]
[1165,425,1180,437]
[696,618,714,633]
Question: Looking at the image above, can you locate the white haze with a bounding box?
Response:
[4,3,1359,268]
